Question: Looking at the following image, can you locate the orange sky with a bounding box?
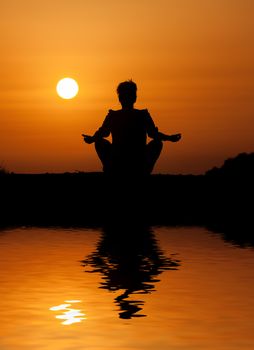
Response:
[0,0,254,174]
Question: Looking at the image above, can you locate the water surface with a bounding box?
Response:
[0,226,254,350]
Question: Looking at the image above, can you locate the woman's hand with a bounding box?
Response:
[82,134,95,144]
[167,133,182,142]
[158,133,182,142]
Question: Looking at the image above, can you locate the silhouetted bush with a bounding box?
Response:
[205,152,254,176]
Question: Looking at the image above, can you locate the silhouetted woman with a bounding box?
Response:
[83,80,181,175]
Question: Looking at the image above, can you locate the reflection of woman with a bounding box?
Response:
[81,224,180,319]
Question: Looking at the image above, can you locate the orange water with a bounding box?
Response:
[0,226,254,350]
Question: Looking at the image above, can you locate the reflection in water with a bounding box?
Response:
[81,224,180,319]
[50,300,86,325]
[207,222,254,248]
[1,227,254,349]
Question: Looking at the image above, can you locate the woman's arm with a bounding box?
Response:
[82,110,112,144]
[145,110,182,142]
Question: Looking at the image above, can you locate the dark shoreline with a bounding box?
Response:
[0,172,253,247]
[0,172,252,223]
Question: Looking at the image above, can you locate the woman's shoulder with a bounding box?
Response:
[105,109,118,118]
[107,109,121,115]
[134,108,150,114]
[106,108,151,117]
[134,109,152,119]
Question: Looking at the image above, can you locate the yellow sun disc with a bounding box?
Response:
[56,78,79,99]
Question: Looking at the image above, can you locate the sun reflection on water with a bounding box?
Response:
[50,300,86,325]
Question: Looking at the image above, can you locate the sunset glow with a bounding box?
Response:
[0,0,254,174]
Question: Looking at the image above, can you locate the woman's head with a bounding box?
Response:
[117,80,137,108]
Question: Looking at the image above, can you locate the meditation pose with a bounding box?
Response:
[82,80,181,175]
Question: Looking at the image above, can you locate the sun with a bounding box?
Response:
[56,78,79,99]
